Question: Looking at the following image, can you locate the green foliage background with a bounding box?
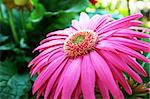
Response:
[0,0,149,99]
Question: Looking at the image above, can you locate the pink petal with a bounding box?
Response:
[95,14,111,30]
[120,53,147,77]
[81,54,96,99]
[107,37,150,51]
[31,50,63,73]
[109,63,132,94]
[46,29,69,37]
[31,51,64,76]
[79,12,90,29]
[106,39,150,52]
[44,59,69,98]
[88,14,111,31]
[98,40,150,63]
[96,43,118,53]
[96,13,142,33]
[61,57,81,99]
[30,55,49,76]
[29,46,63,69]
[97,20,142,34]
[31,47,63,67]
[29,54,49,68]
[99,50,142,83]
[90,51,124,99]
[53,59,72,99]
[32,56,66,94]
[72,81,82,99]
[72,20,82,30]
[130,26,150,32]
[96,75,110,99]
[36,83,47,99]
[98,30,119,41]
[63,27,77,35]
[114,29,150,38]
[40,36,66,44]
[87,14,101,30]
[33,39,64,52]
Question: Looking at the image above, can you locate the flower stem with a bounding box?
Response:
[0,3,4,21]
[0,6,3,19]
[20,9,27,40]
[127,0,130,15]
[8,9,19,43]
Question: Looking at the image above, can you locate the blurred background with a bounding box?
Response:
[0,0,149,99]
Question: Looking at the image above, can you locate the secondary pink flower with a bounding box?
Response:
[29,12,150,99]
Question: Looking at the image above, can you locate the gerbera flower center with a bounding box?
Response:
[64,30,98,58]
[73,35,85,44]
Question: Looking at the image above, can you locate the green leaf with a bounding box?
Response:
[0,34,8,43]
[7,74,31,97]
[32,0,39,5]
[141,53,150,83]
[0,61,17,76]
[45,12,77,32]
[19,38,29,49]
[65,0,89,12]
[30,74,38,81]
[43,0,89,17]
[0,61,31,99]
[41,0,89,12]
[30,3,45,22]
[141,38,150,43]
[0,43,15,50]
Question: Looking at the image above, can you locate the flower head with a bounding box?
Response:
[29,12,150,99]
[64,29,98,57]
[3,0,33,11]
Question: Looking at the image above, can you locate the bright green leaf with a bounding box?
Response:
[30,3,45,22]
[32,0,39,5]
[19,38,29,49]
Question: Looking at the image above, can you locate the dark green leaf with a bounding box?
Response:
[141,53,150,83]
[41,0,89,12]
[0,43,15,50]
[65,0,89,12]
[7,74,31,97]
[0,61,17,76]
[45,12,77,32]
[0,61,31,99]
[0,34,8,43]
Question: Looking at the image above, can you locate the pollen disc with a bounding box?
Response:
[64,30,98,58]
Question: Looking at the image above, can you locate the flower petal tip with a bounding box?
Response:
[80,12,87,15]
[132,13,143,19]
[127,89,132,95]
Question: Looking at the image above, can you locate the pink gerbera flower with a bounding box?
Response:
[28,12,150,99]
